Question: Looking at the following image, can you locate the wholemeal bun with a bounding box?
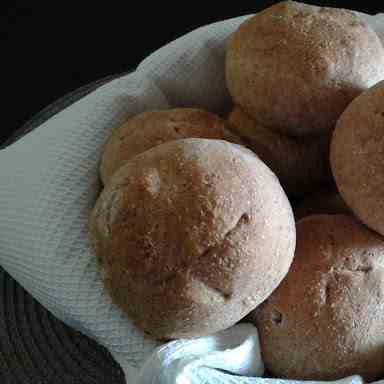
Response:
[253,214,384,381]
[100,108,241,184]
[331,80,384,236]
[90,138,296,339]
[226,1,384,136]
[293,185,350,220]
[228,106,332,197]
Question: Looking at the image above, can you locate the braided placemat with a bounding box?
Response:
[0,74,127,384]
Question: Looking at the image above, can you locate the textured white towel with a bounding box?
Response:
[0,11,383,384]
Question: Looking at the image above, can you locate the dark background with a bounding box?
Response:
[1,1,382,144]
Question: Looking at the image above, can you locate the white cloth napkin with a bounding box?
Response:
[0,11,383,384]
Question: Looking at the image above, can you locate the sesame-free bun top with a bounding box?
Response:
[253,214,384,381]
[331,80,384,236]
[226,1,384,136]
[228,106,332,197]
[90,138,296,339]
[100,108,242,184]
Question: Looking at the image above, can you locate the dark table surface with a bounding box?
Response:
[0,2,383,383]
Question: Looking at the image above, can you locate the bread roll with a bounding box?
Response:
[90,138,296,339]
[293,185,350,220]
[228,106,332,197]
[100,108,242,184]
[226,1,384,136]
[331,80,384,236]
[253,214,384,381]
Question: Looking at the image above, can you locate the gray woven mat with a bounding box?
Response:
[0,74,128,384]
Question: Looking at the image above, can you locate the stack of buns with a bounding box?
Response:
[89,1,384,381]
[226,1,384,198]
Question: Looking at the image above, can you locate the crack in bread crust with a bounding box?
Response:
[149,212,251,300]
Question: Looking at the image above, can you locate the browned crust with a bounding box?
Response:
[253,214,384,381]
[331,80,384,237]
[228,106,332,197]
[226,1,384,136]
[100,108,243,184]
[90,138,296,339]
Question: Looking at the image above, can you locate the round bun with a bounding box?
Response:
[90,138,296,339]
[253,214,384,381]
[293,185,350,221]
[226,1,384,136]
[100,108,241,184]
[228,106,332,197]
[331,80,384,236]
